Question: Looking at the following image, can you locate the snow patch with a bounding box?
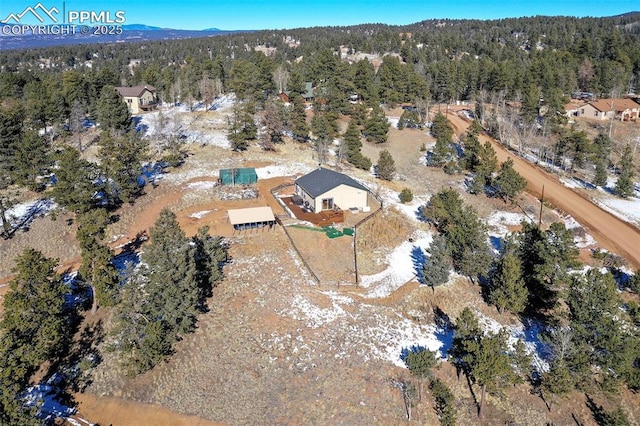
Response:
[5,198,57,230]
[189,210,213,219]
[359,230,434,297]
[186,181,217,190]
[255,163,314,179]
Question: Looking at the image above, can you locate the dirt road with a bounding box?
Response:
[446,111,640,270]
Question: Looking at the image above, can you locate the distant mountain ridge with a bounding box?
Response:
[0,23,247,50]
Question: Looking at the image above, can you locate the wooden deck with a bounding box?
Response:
[282,197,345,227]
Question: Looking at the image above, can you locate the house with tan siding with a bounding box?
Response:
[579,98,640,121]
[115,85,157,114]
[294,168,369,214]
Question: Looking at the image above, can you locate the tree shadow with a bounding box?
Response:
[411,246,427,284]
[433,306,454,358]
[585,394,608,425]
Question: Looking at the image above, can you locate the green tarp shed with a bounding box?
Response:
[219,168,258,186]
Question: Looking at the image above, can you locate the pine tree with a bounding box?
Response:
[52,147,104,214]
[11,129,50,191]
[96,85,131,133]
[376,149,396,181]
[471,329,518,418]
[98,130,149,204]
[450,307,482,378]
[363,104,389,144]
[494,158,527,203]
[488,240,528,314]
[422,234,451,292]
[76,208,120,312]
[518,222,580,313]
[289,96,309,142]
[420,188,492,279]
[192,225,228,307]
[0,100,24,236]
[430,113,454,166]
[311,113,333,165]
[0,249,71,423]
[614,144,635,198]
[592,133,611,187]
[261,97,286,150]
[429,378,457,426]
[343,119,371,170]
[405,348,437,402]
[114,209,227,373]
[541,359,573,412]
[228,101,257,151]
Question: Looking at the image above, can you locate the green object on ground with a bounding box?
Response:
[219,167,258,185]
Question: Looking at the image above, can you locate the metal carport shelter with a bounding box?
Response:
[227,206,276,233]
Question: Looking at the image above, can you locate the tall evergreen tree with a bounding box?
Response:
[517,221,579,313]
[376,149,396,181]
[260,97,286,150]
[343,119,371,170]
[98,130,149,204]
[430,113,454,166]
[470,329,519,418]
[96,85,131,134]
[114,209,226,373]
[591,133,611,187]
[52,147,105,214]
[228,101,257,151]
[288,96,309,142]
[363,104,389,144]
[488,239,528,314]
[11,129,50,191]
[76,208,120,313]
[422,234,451,292]
[0,100,24,237]
[493,158,527,203]
[0,249,71,424]
[614,144,635,198]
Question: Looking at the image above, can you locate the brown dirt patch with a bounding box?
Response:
[73,392,224,426]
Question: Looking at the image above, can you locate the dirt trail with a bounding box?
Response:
[446,111,640,269]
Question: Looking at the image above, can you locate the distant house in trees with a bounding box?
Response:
[564,100,587,118]
[278,92,291,103]
[302,82,315,102]
[578,98,640,121]
[294,167,370,213]
[115,85,157,114]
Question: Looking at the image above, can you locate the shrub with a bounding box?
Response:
[399,188,414,203]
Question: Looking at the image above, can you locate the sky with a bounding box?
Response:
[1,0,638,30]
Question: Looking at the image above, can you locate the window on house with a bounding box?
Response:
[322,198,334,210]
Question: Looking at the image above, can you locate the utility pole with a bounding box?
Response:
[538,185,545,228]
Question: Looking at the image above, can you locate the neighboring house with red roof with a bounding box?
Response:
[565,100,587,118]
[578,98,640,121]
[115,85,157,114]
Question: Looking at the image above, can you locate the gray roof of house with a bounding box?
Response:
[295,167,368,198]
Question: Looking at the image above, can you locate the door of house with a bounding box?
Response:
[322,198,334,210]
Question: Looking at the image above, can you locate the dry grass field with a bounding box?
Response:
[2,105,639,425]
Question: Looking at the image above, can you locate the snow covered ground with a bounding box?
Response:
[558,176,640,226]
[138,94,237,150]
[359,229,434,298]
[4,198,57,232]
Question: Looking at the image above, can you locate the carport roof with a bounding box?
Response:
[228,206,275,226]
